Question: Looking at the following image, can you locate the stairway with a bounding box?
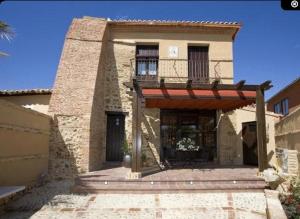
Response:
[73,177,267,194]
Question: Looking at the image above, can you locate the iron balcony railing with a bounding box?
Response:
[130,58,215,83]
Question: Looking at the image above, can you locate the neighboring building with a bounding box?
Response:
[44,16,280,179]
[267,77,300,116]
[0,89,51,114]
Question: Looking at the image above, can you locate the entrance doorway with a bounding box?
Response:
[242,121,258,166]
[106,113,125,161]
[160,110,216,165]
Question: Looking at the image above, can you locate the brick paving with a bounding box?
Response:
[1,167,268,218]
[74,166,266,193]
[78,165,261,181]
[2,191,267,219]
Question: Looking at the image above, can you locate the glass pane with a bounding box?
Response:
[282,99,289,115]
[148,61,157,75]
[137,61,146,75]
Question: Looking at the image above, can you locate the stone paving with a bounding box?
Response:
[1,180,267,219]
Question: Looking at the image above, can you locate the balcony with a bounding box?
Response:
[130,58,217,84]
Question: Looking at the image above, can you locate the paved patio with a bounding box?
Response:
[1,180,267,219]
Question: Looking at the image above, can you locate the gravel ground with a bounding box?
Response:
[1,180,267,219]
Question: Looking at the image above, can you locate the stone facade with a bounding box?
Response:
[48,17,108,178]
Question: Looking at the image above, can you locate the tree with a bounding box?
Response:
[0,21,14,56]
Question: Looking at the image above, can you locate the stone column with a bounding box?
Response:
[48,17,108,179]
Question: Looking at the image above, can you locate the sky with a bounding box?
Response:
[0,1,299,99]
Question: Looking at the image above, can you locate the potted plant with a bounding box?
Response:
[141,153,147,167]
[123,140,131,168]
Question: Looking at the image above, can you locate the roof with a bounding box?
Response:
[108,18,241,40]
[0,89,52,96]
[109,19,240,26]
[267,77,300,103]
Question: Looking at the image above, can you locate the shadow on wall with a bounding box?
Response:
[48,116,79,180]
[89,35,109,171]
[221,112,274,167]
[218,113,239,165]
[141,109,161,168]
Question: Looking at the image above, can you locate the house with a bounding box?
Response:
[267,77,300,116]
[0,89,51,114]
[1,17,281,180]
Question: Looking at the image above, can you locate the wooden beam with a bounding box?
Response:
[260,80,272,91]
[211,80,220,89]
[133,79,144,98]
[236,80,246,90]
[131,89,142,173]
[256,87,268,172]
[160,78,165,88]
[124,81,264,91]
[186,79,192,89]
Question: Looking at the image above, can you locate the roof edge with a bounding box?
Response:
[0,89,52,96]
[267,77,300,103]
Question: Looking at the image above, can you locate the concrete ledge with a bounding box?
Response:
[0,186,25,200]
[126,171,142,179]
[265,189,287,219]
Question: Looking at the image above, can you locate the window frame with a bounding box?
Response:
[135,45,159,77]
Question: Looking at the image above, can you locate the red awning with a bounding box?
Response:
[142,89,256,111]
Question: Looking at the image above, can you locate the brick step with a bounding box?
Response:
[72,180,267,194]
[76,178,265,184]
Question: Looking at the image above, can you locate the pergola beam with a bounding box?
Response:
[186,79,192,89]
[260,80,273,91]
[131,89,142,173]
[211,80,220,89]
[160,78,165,88]
[124,81,268,91]
[236,80,246,90]
[256,87,268,172]
[133,78,144,98]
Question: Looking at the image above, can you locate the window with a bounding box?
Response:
[188,46,209,81]
[273,98,289,115]
[274,103,281,114]
[282,99,289,115]
[136,45,159,78]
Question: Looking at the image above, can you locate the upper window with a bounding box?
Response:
[273,98,289,115]
[136,45,159,77]
[188,46,209,81]
[274,103,281,114]
[282,98,289,115]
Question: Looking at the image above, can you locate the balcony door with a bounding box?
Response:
[188,46,209,82]
[136,45,159,80]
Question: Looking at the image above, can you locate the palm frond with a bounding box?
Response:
[0,21,14,41]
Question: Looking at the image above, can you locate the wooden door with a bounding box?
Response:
[242,121,258,166]
[106,113,125,161]
[188,46,209,81]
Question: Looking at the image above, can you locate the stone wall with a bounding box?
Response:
[275,106,300,174]
[104,42,135,144]
[0,99,50,186]
[104,41,161,168]
[48,17,108,179]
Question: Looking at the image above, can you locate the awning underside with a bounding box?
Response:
[142,89,256,111]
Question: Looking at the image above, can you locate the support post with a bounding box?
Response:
[131,89,142,174]
[256,87,268,172]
